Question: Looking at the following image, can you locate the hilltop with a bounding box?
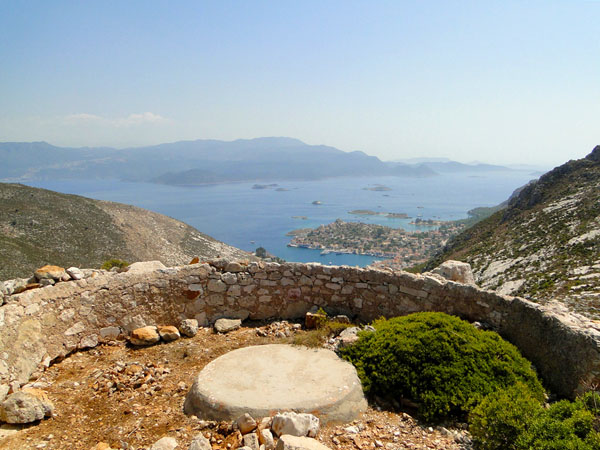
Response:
[425,146,600,318]
[0,183,253,280]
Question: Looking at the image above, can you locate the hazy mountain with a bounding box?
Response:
[416,161,511,173]
[424,146,600,318]
[0,138,437,184]
[0,183,254,280]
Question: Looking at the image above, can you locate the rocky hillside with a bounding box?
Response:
[425,146,600,318]
[0,183,253,280]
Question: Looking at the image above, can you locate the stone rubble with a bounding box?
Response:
[214,318,242,333]
[180,319,199,337]
[271,412,320,438]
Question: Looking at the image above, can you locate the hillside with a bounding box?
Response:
[0,138,436,184]
[425,146,600,318]
[0,183,253,280]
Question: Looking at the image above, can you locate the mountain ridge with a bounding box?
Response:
[0,183,254,280]
[0,138,518,185]
[424,145,600,318]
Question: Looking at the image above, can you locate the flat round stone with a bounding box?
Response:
[184,344,367,423]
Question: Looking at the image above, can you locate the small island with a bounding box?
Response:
[363,185,392,192]
[349,210,409,219]
[312,200,322,205]
[291,216,308,220]
[252,183,280,190]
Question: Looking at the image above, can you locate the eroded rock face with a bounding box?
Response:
[431,260,476,285]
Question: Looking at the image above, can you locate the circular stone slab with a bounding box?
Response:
[184,344,367,423]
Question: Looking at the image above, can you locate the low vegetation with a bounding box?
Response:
[100,258,129,271]
[340,312,600,448]
[340,312,544,422]
[470,386,600,450]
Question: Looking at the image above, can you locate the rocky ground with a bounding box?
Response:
[0,323,469,450]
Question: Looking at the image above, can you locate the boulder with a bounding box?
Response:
[271,412,319,438]
[0,388,54,424]
[34,265,66,281]
[158,325,181,342]
[236,412,258,434]
[431,260,476,285]
[127,261,166,274]
[130,326,160,346]
[179,319,199,337]
[189,433,211,450]
[275,435,331,450]
[214,318,242,333]
[150,436,178,450]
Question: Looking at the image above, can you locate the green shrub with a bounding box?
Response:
[340,312,544,421]
[101,258,129,270]
[469,383,543,450]
[471,389,600,450]
[517,396,600,450]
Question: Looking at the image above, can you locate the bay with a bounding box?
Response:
[24,170,536,267]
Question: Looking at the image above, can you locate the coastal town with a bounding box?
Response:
[287,218,467,270]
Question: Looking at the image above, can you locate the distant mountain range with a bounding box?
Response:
[0,138,518,185]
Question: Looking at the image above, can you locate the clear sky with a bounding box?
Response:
[0,1,598,165]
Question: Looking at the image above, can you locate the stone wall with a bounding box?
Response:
[1,259,600,399]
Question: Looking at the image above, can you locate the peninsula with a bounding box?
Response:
[288,219,465,269]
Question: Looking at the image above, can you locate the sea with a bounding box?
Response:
[24,170,538,267]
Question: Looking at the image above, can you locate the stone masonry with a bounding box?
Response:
[1,259,600,398]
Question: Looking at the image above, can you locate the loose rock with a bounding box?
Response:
[259,428,275,450]
[214,318,242,333]
[431,260,476,285]
[236,413,258,434]
[66,267,84,280]
[243,432,260,450]
[180,319,199,337]
[271,412,319,438]
[158,325,181,342]
[189,433,211,450]
[34,265,66,281]
[150,436,179,450]
[130,326,160,346]
[0,388,54,424]
[275,435,331,450]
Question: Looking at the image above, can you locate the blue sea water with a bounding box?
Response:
[24,171,536,267]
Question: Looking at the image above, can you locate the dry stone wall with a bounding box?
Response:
[1,259,600,399]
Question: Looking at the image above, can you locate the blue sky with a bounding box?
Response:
[0,1,598,165]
